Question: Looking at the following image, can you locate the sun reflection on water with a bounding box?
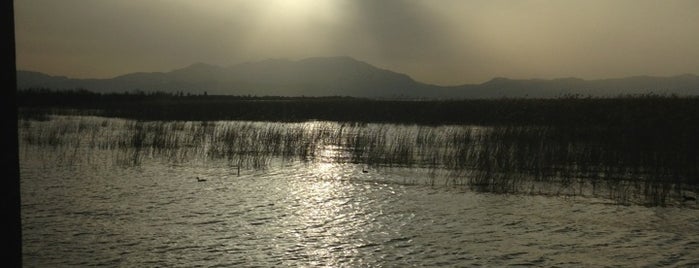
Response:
[282,154,370,265]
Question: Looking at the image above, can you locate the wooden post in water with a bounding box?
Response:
[237,158,242,176]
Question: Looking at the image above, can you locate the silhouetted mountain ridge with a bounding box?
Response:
[16,57,699,98]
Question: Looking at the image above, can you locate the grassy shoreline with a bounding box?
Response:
[17,88,699,126]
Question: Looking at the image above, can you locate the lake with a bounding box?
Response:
[19,116,699,266]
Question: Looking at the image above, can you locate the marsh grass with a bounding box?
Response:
[18,115,698,206]
[17,91,699,205]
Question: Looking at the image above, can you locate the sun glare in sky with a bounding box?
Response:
[13,0,699,84]
[260,0,342,23]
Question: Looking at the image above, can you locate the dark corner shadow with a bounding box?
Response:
[3,1,22,267]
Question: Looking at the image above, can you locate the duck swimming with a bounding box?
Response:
[196,176,207,182]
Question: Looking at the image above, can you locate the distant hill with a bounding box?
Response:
[16,56,699,98]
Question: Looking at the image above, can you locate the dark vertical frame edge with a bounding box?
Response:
[3,1,22,267]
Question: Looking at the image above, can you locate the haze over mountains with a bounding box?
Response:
[17,56,699,98]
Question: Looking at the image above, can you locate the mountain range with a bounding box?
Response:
[16,56,699,98]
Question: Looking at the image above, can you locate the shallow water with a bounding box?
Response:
[19,116,699,266]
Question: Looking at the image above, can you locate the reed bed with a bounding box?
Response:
[18,115,698,206]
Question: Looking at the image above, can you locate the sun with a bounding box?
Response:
[262,0,342,22]
[272,0,315,14]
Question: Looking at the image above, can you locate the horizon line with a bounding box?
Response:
[15,56,699,87]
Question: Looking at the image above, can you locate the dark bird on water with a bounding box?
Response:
[196,177,207,182]
[362,167,369,173]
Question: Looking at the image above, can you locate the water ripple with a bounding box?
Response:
[21,147,699,267]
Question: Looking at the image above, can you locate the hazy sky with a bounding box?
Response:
[14,0,699,85]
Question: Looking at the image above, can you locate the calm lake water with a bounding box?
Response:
[20,116,699,266]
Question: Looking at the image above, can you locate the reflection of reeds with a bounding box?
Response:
[18,115,698,206]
